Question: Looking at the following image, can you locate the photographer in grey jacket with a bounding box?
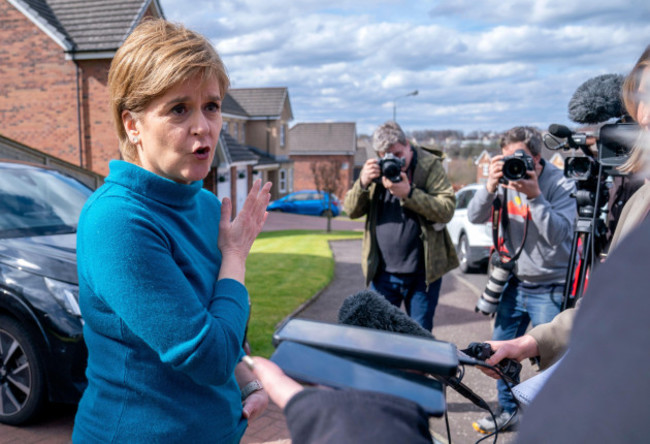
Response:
[467,126,576,434]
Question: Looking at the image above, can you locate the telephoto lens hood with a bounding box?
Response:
[475,254,516,316]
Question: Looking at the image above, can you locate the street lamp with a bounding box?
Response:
[392,90,418,122]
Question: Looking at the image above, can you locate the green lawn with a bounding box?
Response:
[245,229,363,357]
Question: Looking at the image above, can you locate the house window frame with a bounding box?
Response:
[279,168,287,193]
[289,167,294,192]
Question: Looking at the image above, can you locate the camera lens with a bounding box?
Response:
[502,158,527,181]
[379,155,404,183]
[475,255,513,316]
[564,157,596,181]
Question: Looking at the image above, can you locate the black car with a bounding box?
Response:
[0,160,93,425]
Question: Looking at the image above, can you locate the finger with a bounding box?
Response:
[256,182,272,211]
[220,197,232,226]
[243,179,263,211]
[242,405,251,419]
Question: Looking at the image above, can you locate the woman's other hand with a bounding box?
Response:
[241,388,269,420]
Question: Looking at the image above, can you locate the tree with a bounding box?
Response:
[310,159,343,233]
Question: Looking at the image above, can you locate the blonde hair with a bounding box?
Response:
[108,19,230,162]
[619,45,650,174]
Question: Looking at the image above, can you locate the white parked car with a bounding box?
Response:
[447,184,493,273]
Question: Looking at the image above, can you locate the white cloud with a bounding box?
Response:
[160,0,649,133]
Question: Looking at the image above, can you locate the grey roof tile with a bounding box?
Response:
[289,122,357,155]
[220,131,259,164]
[227,88,292,119]
[223,94,249,117]
[17,0,161,53]
[13,0,74,48]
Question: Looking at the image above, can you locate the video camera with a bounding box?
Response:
[545,122,638,182]
[544,121,638,308]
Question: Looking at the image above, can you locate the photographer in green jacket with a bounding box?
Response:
[344,121,458,332]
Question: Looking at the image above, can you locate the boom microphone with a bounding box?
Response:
[568,73,626,124]
[338,289,432,338]
[338,290,491,410]
[548,123,573,139]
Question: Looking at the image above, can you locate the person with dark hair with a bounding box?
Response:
[478,44,650,379]
[72,19,270,443]
[467,126,576,433]
[344,121,458,332]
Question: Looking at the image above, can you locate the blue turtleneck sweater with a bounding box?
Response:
[73,160,249,443]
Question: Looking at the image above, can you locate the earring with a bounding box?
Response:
[132,136,139,144]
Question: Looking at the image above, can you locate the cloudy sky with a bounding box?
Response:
[159,0,650,136]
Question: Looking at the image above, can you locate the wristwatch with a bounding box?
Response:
[241,379,264,400]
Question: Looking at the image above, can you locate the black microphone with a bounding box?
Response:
[568,73,626,124]
[338,290,491,411]
[548,123,573,139]
[338,289,433,338]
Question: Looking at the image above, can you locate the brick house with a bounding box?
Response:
[475,149,491,184]
[0,1,299,213]
[225,87,294,200]
[353,135,374,182]
[288,122,356,199]
[0,0,164,176]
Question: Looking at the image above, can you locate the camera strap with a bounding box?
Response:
[491,188,530,262]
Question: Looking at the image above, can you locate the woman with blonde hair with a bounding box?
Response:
[608,44,650,248]
[72,19,269,443]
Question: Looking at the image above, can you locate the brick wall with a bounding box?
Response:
[291,154,354,199]
[78,59,118,175]
[0,2,122,177]
[0,2,80,166]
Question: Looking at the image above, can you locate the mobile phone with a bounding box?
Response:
[273,318,458,377]
[270,340,446,416]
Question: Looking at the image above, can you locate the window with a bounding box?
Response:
[223,121,229,133]
[455,190,476,210]
[289,168,294,192]
[280,124,286,148]
[482,164,489,176]
[233,122,239,141]
[279,169,287,193]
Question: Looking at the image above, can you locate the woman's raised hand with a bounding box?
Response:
[218,179,272,282]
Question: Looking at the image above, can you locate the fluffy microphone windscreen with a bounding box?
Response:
[338,289,433,338]
[568,73,626,124]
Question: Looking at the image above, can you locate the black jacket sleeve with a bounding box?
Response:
[284,388,433,444]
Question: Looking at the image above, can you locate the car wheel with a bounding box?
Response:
[0,315,47,425]
[458,233,473,273]
[320,209,333,218]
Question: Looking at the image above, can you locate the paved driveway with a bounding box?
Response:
[263,211,364,232]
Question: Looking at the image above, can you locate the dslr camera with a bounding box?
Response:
[500,149,534,184]
[377,153,405,183]
[475,253,516,316]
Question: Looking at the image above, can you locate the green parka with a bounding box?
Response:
[344,144,459,287]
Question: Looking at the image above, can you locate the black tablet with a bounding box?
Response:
[273,318,458,377]
[271,340,446,417]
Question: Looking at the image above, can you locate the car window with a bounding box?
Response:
[456,190,473,210]
[0,166,92,238]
